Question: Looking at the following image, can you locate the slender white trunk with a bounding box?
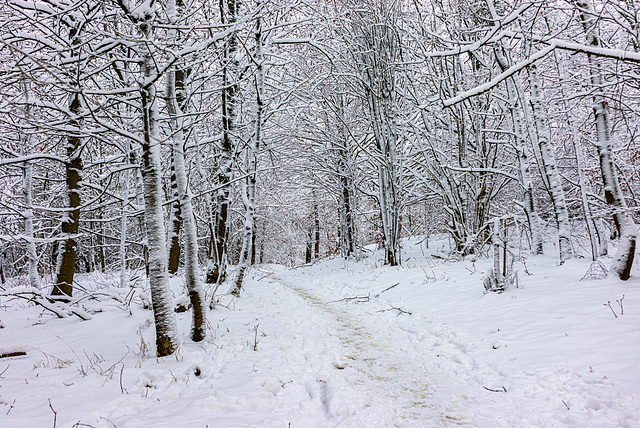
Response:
[368,83,401,266]
[194,133,215,264]
[595,218,609,256]
[493,218,504,288]
[234,3,263,293]
[119,143,130,288]
[139,24,178,356]
[208,0,240,286]
[528,63,572,264]
[352,7,401,266]
[166,0,206,341]
[133,154,149,274]
[23,161,40,289]
[555,51,599,261]
[573,0,637,279]
[493,45,544,254]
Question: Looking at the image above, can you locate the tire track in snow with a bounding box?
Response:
[272,274,474,426]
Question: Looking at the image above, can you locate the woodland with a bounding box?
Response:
[1,0,639,361]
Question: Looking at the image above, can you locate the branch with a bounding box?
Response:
[376,306,412,316]
[441,44,555,107]
[329,294,370,303]
[440,36,640,108]
[374,283,399,297]
[0,287,91,321]
[0,153,67,167]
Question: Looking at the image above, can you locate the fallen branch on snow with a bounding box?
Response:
[374,283,399,297]
[376,306,412,316]
[331,283,401,304]
[483,385,507,393]
[0,351,27,359]
[329,294,370,304]
[0,287,91,321]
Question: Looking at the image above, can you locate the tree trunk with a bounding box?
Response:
[167,156,182,275]
[133,151,150,276]
[208,0,239,286]
[555,51,599,261]
[313,199,320,259]
[53,92,83,297]
[351,5,402,266]
[139,21,178,356]
[234,2,262,294]
[528,63,572,264]
[166,0,206,341]
[0,245,5,284]
[23,161,40,289]
[493,48,543,254]
[574,0,637,279]
[119,143,131,288]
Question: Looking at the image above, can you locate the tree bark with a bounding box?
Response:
[137,13,179,356]
[52,92,83,297]
[351,5,402,266]
[167,155,182,275]
[166,0,206,341]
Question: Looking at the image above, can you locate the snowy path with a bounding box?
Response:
[272,274,441,425]
[255,269,495,427]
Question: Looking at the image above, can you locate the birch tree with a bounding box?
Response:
[233,0,264,294]
[527,62,573,264]
[573,0,637,279]
[207,0,242,285]
[347,0,403,266]
[116,0,179,356]
[165,0,206,341]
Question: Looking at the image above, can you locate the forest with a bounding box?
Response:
[0,0,639,426]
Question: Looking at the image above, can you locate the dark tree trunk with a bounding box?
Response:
[313,201,320,259]
[52,93,83,298]
[167,157,182,275]
[207,0,239,285]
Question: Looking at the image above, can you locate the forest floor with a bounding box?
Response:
[1,237,640,427]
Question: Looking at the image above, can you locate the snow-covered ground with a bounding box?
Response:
[1,237,639,427]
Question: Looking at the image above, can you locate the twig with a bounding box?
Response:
[562,399,570,410]
[119,364,127,394]
[253,324,259,351]
[0,351,26,359]
[0,365,9,378]
[603,301,618,318]
[255,271,275,281]
[376,306,412,316]
[483,385,507,393]
[329,294,370,304]
[49,398,57,428]
[374,283,399,297]
[617,295,625,315]
[1,289,91,320]
[99,417,118,428]
[6,399,16,415]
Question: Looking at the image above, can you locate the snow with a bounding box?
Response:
[1,237,640,427]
